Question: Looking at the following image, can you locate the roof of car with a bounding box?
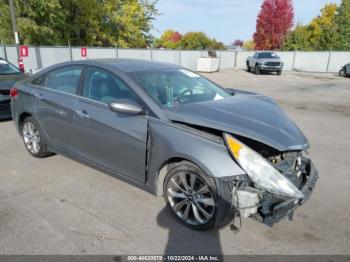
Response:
[86,58,181,73]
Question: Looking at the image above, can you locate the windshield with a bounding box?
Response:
[258,53,280,59]
[129,69,231,108]
[0,60,20,75]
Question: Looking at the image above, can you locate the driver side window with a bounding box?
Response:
[83,68,137,104]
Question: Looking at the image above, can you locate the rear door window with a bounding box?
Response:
[45,66,83,95]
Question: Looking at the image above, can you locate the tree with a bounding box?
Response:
[283,24,312,51]
[154,29,182,49]
[233,39,244,46]
[0,0,159,47]
[242,39,255,50]
[253,0,294,50]
[179,32,211,50]
[308,4,338,50]
[208,38,225,50]
[178,32,225,50]
[0,0,12,44]
[335,0,350,50]
[283,3,342,51]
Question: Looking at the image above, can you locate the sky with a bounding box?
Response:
[152,0,341,45]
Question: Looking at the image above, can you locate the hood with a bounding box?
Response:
[0,74,26,90]
[165,92,309,152]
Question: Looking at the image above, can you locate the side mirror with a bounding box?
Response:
[108,99,144,115]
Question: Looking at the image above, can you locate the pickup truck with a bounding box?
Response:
[246,52,283,75]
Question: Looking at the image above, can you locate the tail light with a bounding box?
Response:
[18,58,24,72]
[10,87,18,98]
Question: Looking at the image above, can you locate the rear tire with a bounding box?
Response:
[163,161,232,231]
[22,117,52,158]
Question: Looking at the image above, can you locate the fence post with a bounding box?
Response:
[326,51,332,73]
[115,46,118,59]
[34,46,43,70]
[234,51,238,69]
[292,50,297,71]
[178,50,181,66]
[1,40,7,60]
[68,42,73,61]
[0,40,3,58]
[150,48,153,61]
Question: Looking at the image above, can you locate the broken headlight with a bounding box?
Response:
[224,133,304,199]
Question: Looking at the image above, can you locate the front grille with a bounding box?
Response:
[265,62,281,66]
[0,89,10,96]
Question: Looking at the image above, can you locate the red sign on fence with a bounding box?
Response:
[20,45,29,57]
[81,47,87,57]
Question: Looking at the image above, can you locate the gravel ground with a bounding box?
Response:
[0,70,349,255]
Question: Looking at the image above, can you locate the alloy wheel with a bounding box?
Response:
[166,172,215,226]
[23,122,41,155]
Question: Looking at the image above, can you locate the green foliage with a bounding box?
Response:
[154,30,225,50]
[178,32,225,50]
[283,25,313,51]
[208,38,225,50]
[335,0,350,50]
[283,2,350,51]
[0,0,12,44]
[242,39,255,50]
[308,4,338,50]
[0,0,158,47]
[154,29,182,49]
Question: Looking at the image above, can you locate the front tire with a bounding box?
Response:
[22,117,52,158]
[277,70,282,76]
[247,62,251,72]
[339,69,346,77]
[255,64,260,75]
[163,161,232,230]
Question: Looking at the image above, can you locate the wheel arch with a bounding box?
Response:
[156,156,212,197]
[17,112,32,133]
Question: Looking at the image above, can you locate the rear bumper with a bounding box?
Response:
[0,96,12,120]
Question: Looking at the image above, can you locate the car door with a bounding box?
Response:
[31,66,83,153]
[73,67,148,183]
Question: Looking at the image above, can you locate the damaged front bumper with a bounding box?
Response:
[231,157,319,227]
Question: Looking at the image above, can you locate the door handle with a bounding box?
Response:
[33,93,44,101]
[76,110,90,119]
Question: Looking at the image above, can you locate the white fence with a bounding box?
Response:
[1,45,349,73]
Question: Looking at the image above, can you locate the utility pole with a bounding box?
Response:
[8,0,20,57]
